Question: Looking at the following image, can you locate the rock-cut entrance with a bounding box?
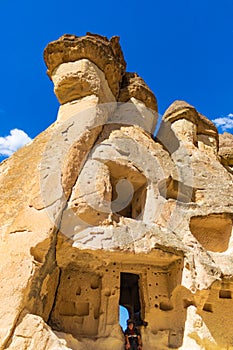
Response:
[119,272,143,326]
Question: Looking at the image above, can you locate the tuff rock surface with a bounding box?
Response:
[219,132,233,169]
[0,33,233,350]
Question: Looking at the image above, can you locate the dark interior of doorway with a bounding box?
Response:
[119,272,145,327]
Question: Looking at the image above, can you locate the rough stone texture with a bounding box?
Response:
[219,132,233,168]
[6,314,71,350]
[161,100,219,158]
[44,33,126,98]
[118,72,158,111]
[51,59,116,105]
[1,33,233,350]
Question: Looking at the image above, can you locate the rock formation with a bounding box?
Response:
[219,132,233,171]
[0,33,233,350]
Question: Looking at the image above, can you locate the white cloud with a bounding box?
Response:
[213,113,233,132]
[0,129,32,156]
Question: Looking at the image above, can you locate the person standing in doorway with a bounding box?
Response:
[124,319,142,350]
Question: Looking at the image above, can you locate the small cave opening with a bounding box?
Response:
[107,161,147,220]
[203,303,213,313]
[190,213,233,252]
[219,290,232,299]
[119,272,144,327]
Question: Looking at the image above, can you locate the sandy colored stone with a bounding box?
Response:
[6,314,72,350]
[44,33,126,97]
[52,59,115,105]
[118,72,158,111]
[0,126,59,348]
[219,132,233,166]
[162,100,218,156]
[112,97,158,134]
[61,126,102,199]
[163,100,198,124]
[67,159,112,226]
[163,100,218,137]
[1,33,233,350]
[56,95,99,123]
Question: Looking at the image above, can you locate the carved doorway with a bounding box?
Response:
[119,272,143,327]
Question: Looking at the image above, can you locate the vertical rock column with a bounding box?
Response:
[44,33,126,123]
[42,33,127,222]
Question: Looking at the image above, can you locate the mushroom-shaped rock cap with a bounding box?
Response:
[44,33,126,97]
[118,72,158,111]
[163,100,198,124]
[163,100,218,138]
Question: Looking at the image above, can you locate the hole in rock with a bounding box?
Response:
[76,286,81,295]
[203,303,213,312]
[90,276,101,289]
[107,161,147,219]
[219,290,232,299]
[76,302,89,316]
[190,214,233,252]
[159,301,173,311]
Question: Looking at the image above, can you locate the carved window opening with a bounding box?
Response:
[219,290,232,299]
[119,272,144,326]
[203,303,213,313]
[190,214,233,253]
[107,161,147,220]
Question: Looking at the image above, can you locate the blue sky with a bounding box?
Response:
[0,0,232,160]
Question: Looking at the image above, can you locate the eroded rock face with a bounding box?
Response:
[1,33,233,350]
[219,132,233,169]
[44,33,126,98]
[118,72,158,111]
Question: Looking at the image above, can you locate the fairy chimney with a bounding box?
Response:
[0,33,233,350]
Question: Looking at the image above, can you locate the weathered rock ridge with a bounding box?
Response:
[0,33,233,350]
